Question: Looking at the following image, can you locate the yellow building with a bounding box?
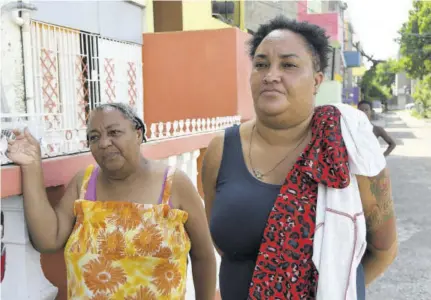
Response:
[145,0,245,33]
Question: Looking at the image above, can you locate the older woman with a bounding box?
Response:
[202,17,397,300]
[6,103,216,299]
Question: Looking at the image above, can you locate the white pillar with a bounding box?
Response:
[180,152,191,176]
[167,155,178,168]
[190,149,200,188]
[1,196,57,300]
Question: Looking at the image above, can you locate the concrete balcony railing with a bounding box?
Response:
[0,114,240,165]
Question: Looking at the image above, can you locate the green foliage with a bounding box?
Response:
[359,60,398,102]
[412,75,431,117]
[396,1,431,117]
[375,59,401,87]
[398,0,431,79]
[410,109,421,119]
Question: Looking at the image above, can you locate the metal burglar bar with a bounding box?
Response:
[31,20,144,156]
[0,21,144,164]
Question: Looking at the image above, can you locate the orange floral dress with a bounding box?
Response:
[64,165,191,300]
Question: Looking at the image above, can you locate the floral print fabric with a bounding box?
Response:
[64,165,191,299]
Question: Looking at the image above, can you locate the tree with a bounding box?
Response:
[374,59,400,89]
[397,1,431,79]
[397,1,431,117]
[412,74,431,116]
[353,43,398,109]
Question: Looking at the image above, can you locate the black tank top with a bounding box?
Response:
[209,125,366,300]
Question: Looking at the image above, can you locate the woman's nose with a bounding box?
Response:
[98,136,112,148]
[264,68,282,83]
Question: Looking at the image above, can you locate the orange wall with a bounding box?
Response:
[142,27,253,126]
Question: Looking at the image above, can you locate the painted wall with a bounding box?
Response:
[315,80,343,105]
[244,1,297,33]
[32,1,144,44]
[0,0,25,115]
[145,0,154,32]
[182,0,231,31]
[297,0,342,47]
[343,86,360,105]
[142,27,253,125]
[153,0,183,32]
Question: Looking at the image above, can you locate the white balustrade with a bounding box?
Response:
[146,115,241,142]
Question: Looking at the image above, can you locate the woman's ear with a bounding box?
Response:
[313,71,324,95]
[136,128,143,144]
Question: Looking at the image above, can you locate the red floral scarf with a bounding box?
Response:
[248,105,350,299]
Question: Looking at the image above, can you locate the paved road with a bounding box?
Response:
[368,111,431,300]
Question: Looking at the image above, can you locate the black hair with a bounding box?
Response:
[248,15,331,73]
[357,100,373,109]
[86,102,147,144]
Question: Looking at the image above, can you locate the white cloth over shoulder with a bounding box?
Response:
[312,103,386,300]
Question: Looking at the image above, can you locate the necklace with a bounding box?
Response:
[249,124,309,180]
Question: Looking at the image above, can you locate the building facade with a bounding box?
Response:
[1,1,365,299]
[296,0,363,105]
[342,17,363,106]
[1,0,248,299]
[244,0,297,33]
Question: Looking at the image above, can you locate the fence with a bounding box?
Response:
[1,20,144,164]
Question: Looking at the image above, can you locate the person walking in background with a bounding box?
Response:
[202,16,397,300]
[358,100,397,156]
[6,103,216,299]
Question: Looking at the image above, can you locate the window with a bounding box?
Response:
[211,1,241,28]
[307,0,322,14]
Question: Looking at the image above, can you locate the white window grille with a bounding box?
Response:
[1,20,144,164]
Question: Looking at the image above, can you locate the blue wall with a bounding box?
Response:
[343,51,361,68]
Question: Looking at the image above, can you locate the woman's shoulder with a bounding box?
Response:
[73,165,96,194]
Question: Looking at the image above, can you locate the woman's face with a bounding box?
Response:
[250,29,324,128]
[358,103,372,120]
[87,109,142,171]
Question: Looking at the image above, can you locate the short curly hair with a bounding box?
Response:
[248,16,332,73]
[87,102,147,144]
[358,100,373,109]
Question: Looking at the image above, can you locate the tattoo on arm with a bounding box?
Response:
[363,169,397,251]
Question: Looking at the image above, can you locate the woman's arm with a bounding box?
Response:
[357,167,398,285]
[7,128,80,252]
[23,164,82,252]
[201,134,225,256]
[172,170,217,300]
[376,126,396,156]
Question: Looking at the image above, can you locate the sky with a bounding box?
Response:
[345,0,413,61]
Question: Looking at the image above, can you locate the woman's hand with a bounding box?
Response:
[6,128,42,166]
